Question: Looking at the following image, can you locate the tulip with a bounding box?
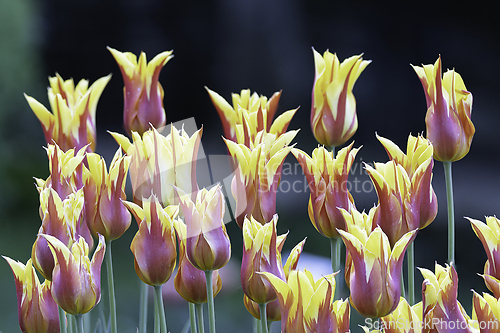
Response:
[25,73,111,152]
[224,130,298,228]
[206,87,296,145]
[311,48,370,148]
[108,47,173,136]
[339,207,417,318]
[3,257,60,333]
[469,216,500,298]
[123,195,178,286]
[412,56,474,162]
[110,124,202,206]
[292,142,360,239]
[472,291,500,332]
[419,263,475,332]
[41,233,106,315]
[32,188,84,280]
[379,297,422,333]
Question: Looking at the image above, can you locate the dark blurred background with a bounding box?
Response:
[1,0,499,331]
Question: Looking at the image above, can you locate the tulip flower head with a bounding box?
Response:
[41,233,106,315]
[3,257,60,333]
[292,142,360,239]
[108,47,174,136]
[176,184,231,271]
[380,297,423,333]
[472,291,500,332]
[339,207,417,318]
[412,56,474,162]
[25,73,111,152]
[311,48,370,148]
[123,195,179,286]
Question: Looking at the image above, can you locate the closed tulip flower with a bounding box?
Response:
[108,47,173,136]
[3,257,60,333]
[380,297,422,333]
[25,73,110,152]
[472,291,500,332]
[311,48,370,148]
[412,56,474,162]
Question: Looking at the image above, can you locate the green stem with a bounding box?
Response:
[67,315,74,333]
[154,292,159,333]
[58,307,67,333]
[400,268,405,299]
[105,240,117,333]
[267,321,272,333]
[154,285,168,333]
[254,317,261,333]
[205,270,216,333]
[139,280,149,333]
[330,237,341,273]
[189,302,197,333]
[259,303,268,333]
[443,161,455,265]
[75,314,84,333]
[195,303,205,333]
[408,241,415,305]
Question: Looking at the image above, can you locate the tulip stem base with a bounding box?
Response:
[205,270,216,333]
[195,302,205,333]
[259,303,268,333]
[59,306,67,333]
[330,237,343,295]
[75,314,84,333]
[105,240,117,333]
[139,279,149,333]
[154,285,168,333]
[408,241,415,305]
[443,161,455,264]
[189,302,197,333]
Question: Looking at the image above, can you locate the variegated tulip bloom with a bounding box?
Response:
[311,48,370,148]
[262,269,350,333]
[412,56,474,162]
[84,148,131,241]
[206,87,297,145]
[31,188,83,280]
[111,124,202,206]
[420,263,475,332]
[123,195,179,286]
[176,185,231,271]
[42,233,106,315]
[3,257,59,333]
[469,216,500,298]
[380,297,423,333]
[241,215,286,305]
[224,130,298,228]
[472,291,500,332]
[292,142,360,239]
[339,207,417,318]
[366,134,437,246]
[108,47,173,136]
[25,73,111,152]
[173,219,222,304]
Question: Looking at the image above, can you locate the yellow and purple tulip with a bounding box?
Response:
[111,124,202,206]
[176,185,231,271]
[25,73,111,152]
[420,263,475,332]
[224,130,298,228]
[339,207,417,318]
[3,257,60,333]
[469,216,500,298]
[472,291,500,332]
[84,148,131,241]
[292,142,360,239]
[311,48,370,148]
[412,56,474,162]
[380,297,423,333]
[261,269,349,333]
[41,233,106,315]
[108,47,173,136]
[31,188,83,280]
[173,219,223,304]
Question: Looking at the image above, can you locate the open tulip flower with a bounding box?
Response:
[84,148,131,241]
[412,56,474,162]
[224,130,298,228]
[41,233,106,315]
[108,47,173,136]
[123,195,179,286]
[419,263,475,332]
[32,188,84,280]
[292,142,360,239]
[173,219,223,304]
[472,291,500,332]
[261,269,349,333]
[311,48,371,148]
[339,207,417,318]
[3,257,60,333]
[25,72,111,152]
[469,216,500,298]
[380,297,423,333]
[111,124,202,206]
